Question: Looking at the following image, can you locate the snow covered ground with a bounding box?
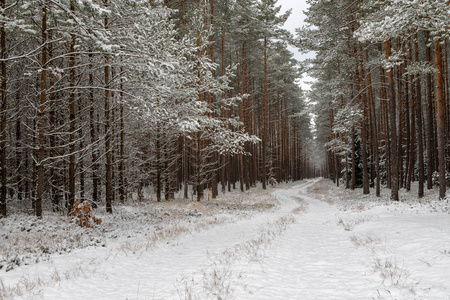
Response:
[1,179,450,299]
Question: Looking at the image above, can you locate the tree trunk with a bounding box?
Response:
[220,26,226,194]
[78,93,85,202]
[89,53,99,205]
[196,0,203,201]
[239,41,246,192]
[366,49,380,196]
[379,58,391,189]
[262,36,268,189]
[68,3,76,211]
[0,0,7,217]
[119,65,125,202]
[351,126,356,190]
[360,52,370,194]
[183,136,188,199]
[397,43,404,190]
[156,120,161,202]
[434,37,447,199]
[196,132,203,201]
[407,40,416,192]
[47,30,59,211]
[385,40,399,201]
[415,36,425,198]
[104,0,112,213]
[36,1,48,217]
[426,31,434,190]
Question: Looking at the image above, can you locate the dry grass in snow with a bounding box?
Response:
[0,186,279,299]
[178,197,308,300]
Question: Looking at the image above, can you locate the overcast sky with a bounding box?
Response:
[277,0,313,60]
[277,0,315,89]
[278,0,309,33]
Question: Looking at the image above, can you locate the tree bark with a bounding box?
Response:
[119,65,125,202]
[415,36,425,198]
[359,51,370,194]
[379,57,391,189]
[239,41,246,192]
[407,39,416,192]
[366,49,380,196]
[426,31,434,190]
[220,26,226,194]
[68,2,76,211]
[397,42,404,189]
[36,1,48,217]
[262,36,268,189]
[0,0,7,217]
[385,40,399,201]
[351,126,356,190]
[156,119,161,202]
[434,37,447,199]
[89,53,99,204]
[104,0,112,213]
[77,93,85,202]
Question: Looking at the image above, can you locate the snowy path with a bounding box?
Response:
[238,188,377,299]
[3,179,450,299]
[237,180,450,300]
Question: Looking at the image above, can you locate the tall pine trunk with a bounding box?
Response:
[366,49,380,196]
[156,116,161,202]
[406,40,416,192]
[385,40,399,201]
[415,36,425,198]
[426,31,434,190]
[262,36,268,189]
[89,53,99,204]
[351,126,356,190]
[119,66,125,203]
[36,1,48,217]
[104,0,112,213]
[68,2,76,211]
[434,37,447,199]
[0,0,7,217]
[359,49,370,194]
[239,41,246,192]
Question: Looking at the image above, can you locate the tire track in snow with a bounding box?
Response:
[238,179,379,300]
[179,180,315,299]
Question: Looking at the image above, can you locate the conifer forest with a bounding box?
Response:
[0,0,449,215]
[1,1,450,299]
[301,0,450,201]
[0,0,315,217]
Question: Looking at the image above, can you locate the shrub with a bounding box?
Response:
[432,171,450,187]
[68,201,102,228]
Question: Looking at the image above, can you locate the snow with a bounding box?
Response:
[1,179,450,299]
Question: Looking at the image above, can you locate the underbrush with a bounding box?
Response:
[0,215,104,272]
[0,187,280,299]
[337,215,371,231]
[312,178,449,215]
[373,257,412,287]
[0,188,278,275]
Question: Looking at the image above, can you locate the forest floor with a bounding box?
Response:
[1,179,450,299]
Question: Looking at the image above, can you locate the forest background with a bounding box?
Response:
[1,0,449,219]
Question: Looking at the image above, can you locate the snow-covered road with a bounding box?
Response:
[3,179,450,299]
[239,187,376,299]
